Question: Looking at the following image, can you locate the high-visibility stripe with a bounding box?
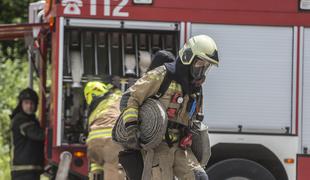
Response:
[87,128,113,142]
[11,165,42,171]
[123,114,138,121]
[88,130,112,137]
[89,131,112,137]
[125,108,138,113]
[123,111,138,116]
[19,121,35,136]
[88,129,112,137]
[122,108,138,123]
[87,134,112,142]
[90,128,112,134]
[90,163,104,172]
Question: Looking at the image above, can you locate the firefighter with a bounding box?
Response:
[119,35,218,180]
[84,80,125,180]
[10,88,45,180]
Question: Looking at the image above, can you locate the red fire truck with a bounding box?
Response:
[2,0,310,179]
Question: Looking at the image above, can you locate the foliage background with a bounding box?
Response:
[0,59,30,179]
[0,0,37,178]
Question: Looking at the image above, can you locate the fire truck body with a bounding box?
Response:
[22,0,310,179]
[50,18,179,179]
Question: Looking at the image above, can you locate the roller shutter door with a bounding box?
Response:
[191,24,293,132]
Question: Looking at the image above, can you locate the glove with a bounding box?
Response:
[179,133,193,149]
[126,125,141,150]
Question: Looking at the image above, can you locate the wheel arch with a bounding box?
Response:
[206,143,288,180]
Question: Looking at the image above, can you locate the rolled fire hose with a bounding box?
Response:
[113,98,168,180]
[70,50,82,88]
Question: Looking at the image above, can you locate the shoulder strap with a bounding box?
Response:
[154,73,172,99]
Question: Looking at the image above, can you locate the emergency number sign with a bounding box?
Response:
[61,0,129,17]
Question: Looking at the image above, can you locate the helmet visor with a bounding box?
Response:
[191,57,213,80]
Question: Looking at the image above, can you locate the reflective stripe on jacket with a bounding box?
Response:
[90,163,104,172]
[86,128,113,143]
[11,165,43,171]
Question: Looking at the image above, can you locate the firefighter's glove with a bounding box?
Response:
[179,133,193,150]
[126,125,141,150]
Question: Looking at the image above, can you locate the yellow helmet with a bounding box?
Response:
[84,81,113,105]
[179,35,219,66]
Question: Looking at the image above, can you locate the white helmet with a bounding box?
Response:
[179,35,219,80]
[179,35,219,66]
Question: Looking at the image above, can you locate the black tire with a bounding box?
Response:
[206,158,276,180]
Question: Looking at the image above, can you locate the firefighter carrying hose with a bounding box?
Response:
[115,35,218,180]
[10,88,45,180]
[84,80,125,180]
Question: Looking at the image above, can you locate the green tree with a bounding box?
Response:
[0,0,37,178]
[0,0,37,63]
[0,58,30,179]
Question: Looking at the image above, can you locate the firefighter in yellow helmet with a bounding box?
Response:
[84,80,125,180]
[118,35,218,180]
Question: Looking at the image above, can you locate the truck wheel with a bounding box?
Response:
[206,158,276,180]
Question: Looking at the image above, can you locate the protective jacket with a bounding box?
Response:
[11,112,44,173]
[86,89,122,143]
[122,65,201,128]
[86,89,125,180]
